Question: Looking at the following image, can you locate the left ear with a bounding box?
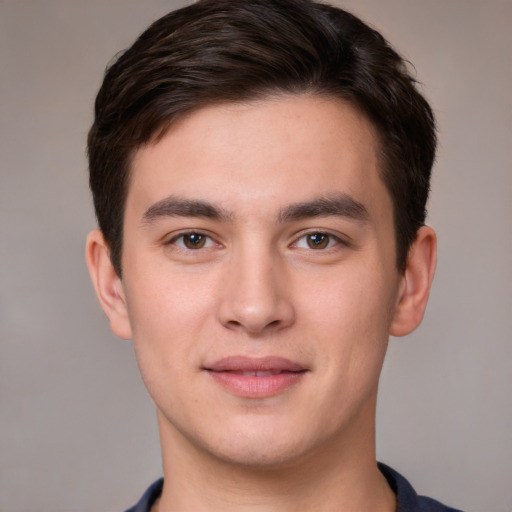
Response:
[390,226,437,337]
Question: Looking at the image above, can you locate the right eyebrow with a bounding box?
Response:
[141,196,232,225]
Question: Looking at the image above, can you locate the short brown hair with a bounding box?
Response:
[88,0,436,276]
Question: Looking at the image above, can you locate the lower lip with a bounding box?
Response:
[207,371,306,398]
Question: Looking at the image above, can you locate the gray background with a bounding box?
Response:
[1,1,511,511]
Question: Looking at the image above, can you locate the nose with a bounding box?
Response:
[217,247,295,335]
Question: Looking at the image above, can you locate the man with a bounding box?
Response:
[85,1,463,510]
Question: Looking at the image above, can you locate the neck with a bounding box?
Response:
[153,398,395,512]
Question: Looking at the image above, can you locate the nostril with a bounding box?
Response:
[223,317,284,334]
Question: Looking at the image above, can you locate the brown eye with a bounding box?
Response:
[306,233,330,249]
[182,233,207,249]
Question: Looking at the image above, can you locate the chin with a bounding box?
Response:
[210,441,308,470]
[197,420,325,471]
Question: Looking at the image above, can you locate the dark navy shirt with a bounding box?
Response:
[125,463,464,512]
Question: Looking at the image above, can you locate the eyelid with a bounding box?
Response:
[290,229,351,250]
[162,228,350,251]
[165,229,221,250]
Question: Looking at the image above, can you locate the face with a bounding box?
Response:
[117,95,405,467]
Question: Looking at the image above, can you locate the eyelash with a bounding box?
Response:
[165,230,348,252]
[166,231,219,251]
[292,231,347,251]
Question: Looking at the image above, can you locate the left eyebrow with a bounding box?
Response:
[278,194,369,223]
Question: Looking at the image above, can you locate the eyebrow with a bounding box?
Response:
[142,196,232,224]
[142,193,369,225]
[278,194,369,223]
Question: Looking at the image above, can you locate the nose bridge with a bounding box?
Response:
[218,239,294,334]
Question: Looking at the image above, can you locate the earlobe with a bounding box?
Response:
[390,226,437,337]
[85,230,133,340]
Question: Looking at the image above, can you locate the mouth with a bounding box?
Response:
[226,370,296,376]
[203,356,308,398]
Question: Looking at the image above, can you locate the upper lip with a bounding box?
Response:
[204,356,307,373]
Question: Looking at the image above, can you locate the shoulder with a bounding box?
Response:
[378,463,465,512]
[124,478,163,512]
[125,468,465,512]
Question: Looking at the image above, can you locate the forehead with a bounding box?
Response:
[126,94,388,219]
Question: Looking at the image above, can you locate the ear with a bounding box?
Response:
[390,226,437,337]
[85,230,132,340]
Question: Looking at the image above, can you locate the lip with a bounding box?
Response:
[203,356,308,398]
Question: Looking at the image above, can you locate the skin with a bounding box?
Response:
[87,94,436,511]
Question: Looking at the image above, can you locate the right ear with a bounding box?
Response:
[85,230,132,340]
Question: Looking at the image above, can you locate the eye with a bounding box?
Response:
[294,232,341,250]
[168,232,216,250]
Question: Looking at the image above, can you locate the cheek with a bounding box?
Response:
[304,261,397,332]
[303,261,397,380]
[124,252,217,334]
[122,261,218,386]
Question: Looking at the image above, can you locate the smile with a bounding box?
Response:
[230,370,288,376]
[204,356,308,398]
